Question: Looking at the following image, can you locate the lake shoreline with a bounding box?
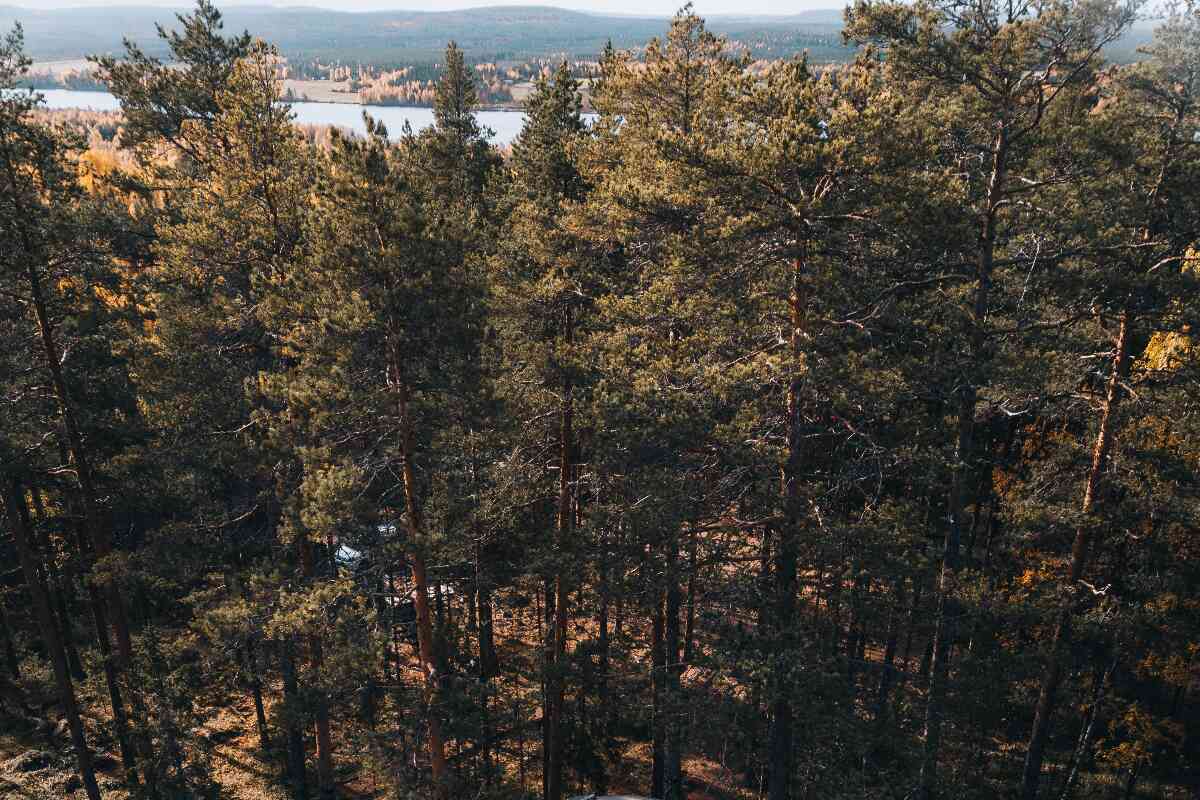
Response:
[30,85,527,113]
[36,88,540,145]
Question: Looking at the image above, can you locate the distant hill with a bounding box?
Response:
[0,4,856,65]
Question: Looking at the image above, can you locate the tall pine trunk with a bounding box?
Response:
[86,582,138,784]
[652,587,666,800]
[245,638,271,750]
[5,480,101,800]
[768,254,806,800]
[684,530,698,664]
[29,487,85,680]
[475,534,498,681]
[0,598,18,680]
[1020,310,1132,800]
[1059,651,1118,800]
[474,531,497,786]
[545,307,574,800]
[389,342,450,798]
[665,533,684,800]
[24,253,151,782]
[25,259,134,667]
[596,523,612,795]
[875,578,906,723]
[52,465,137,783]
[281,638,308,800]
[310,637,335,800]
[298,539,336,800]
[918,127,1007,800]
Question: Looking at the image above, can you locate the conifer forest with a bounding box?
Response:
[1,1,1199,798]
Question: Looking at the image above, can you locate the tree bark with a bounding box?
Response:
[52,474,138,783]
[1021,310,1132,800]
[664,533,684,800]
[900,575,922,681]
[28,487,85,681]
[768,254,806,800]
[246,638,271,750]
[596,523,611,795]
[25,257,134,667]
[474,533,497,786]
[4,481,101,800]
[684,530,697,664]
[3,130,135,680]
[846,571,867,685]
[476,536,498,681]
[544,306,574,800]
[652,587,666,800]
[389,352,450,799]
[299,539,336,800]
[86,582,138,784]
[875,578,906,723]
[1058,651,1118,800]
[311,636,335,800]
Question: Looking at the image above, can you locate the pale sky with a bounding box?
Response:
[5,0,840,17]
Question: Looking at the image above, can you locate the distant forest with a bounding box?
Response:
[0,4,855,64]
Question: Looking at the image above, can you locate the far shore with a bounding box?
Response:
[285,94,527,112]
[31,85,529,113]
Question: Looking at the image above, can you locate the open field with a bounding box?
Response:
[29,59,92,75]
[281,79,360,105]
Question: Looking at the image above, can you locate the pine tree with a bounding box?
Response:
[0,22,150,789]
[844,1,1139,794]
[495,61,594,800]
[1018,4,1200,795]
[92,0,252,158]
[576,12,751,796]
[2,480,101,800]
[132,36,318,796]
[4,4,1200,799]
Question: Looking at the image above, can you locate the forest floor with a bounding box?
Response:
[0,578,1177,799]
[0,676,132,799]
[0,564,914,800]
[0,601,762,800]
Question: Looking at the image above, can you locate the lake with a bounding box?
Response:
[36,89,532,145]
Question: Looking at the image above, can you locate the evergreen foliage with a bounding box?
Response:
[1,3,1199,800]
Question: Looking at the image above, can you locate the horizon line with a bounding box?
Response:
[0,2,847,18]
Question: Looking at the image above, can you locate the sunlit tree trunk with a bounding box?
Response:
[1021,310,1132,800]
[769,254,806,800]
[665,533,684,800]
[390,339,450,798]
[545,306,574,800]
[652,586,666,800]
[24,256,134,666]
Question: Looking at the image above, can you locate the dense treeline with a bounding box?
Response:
[0,4,856,66]
[1,1,1198,799]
